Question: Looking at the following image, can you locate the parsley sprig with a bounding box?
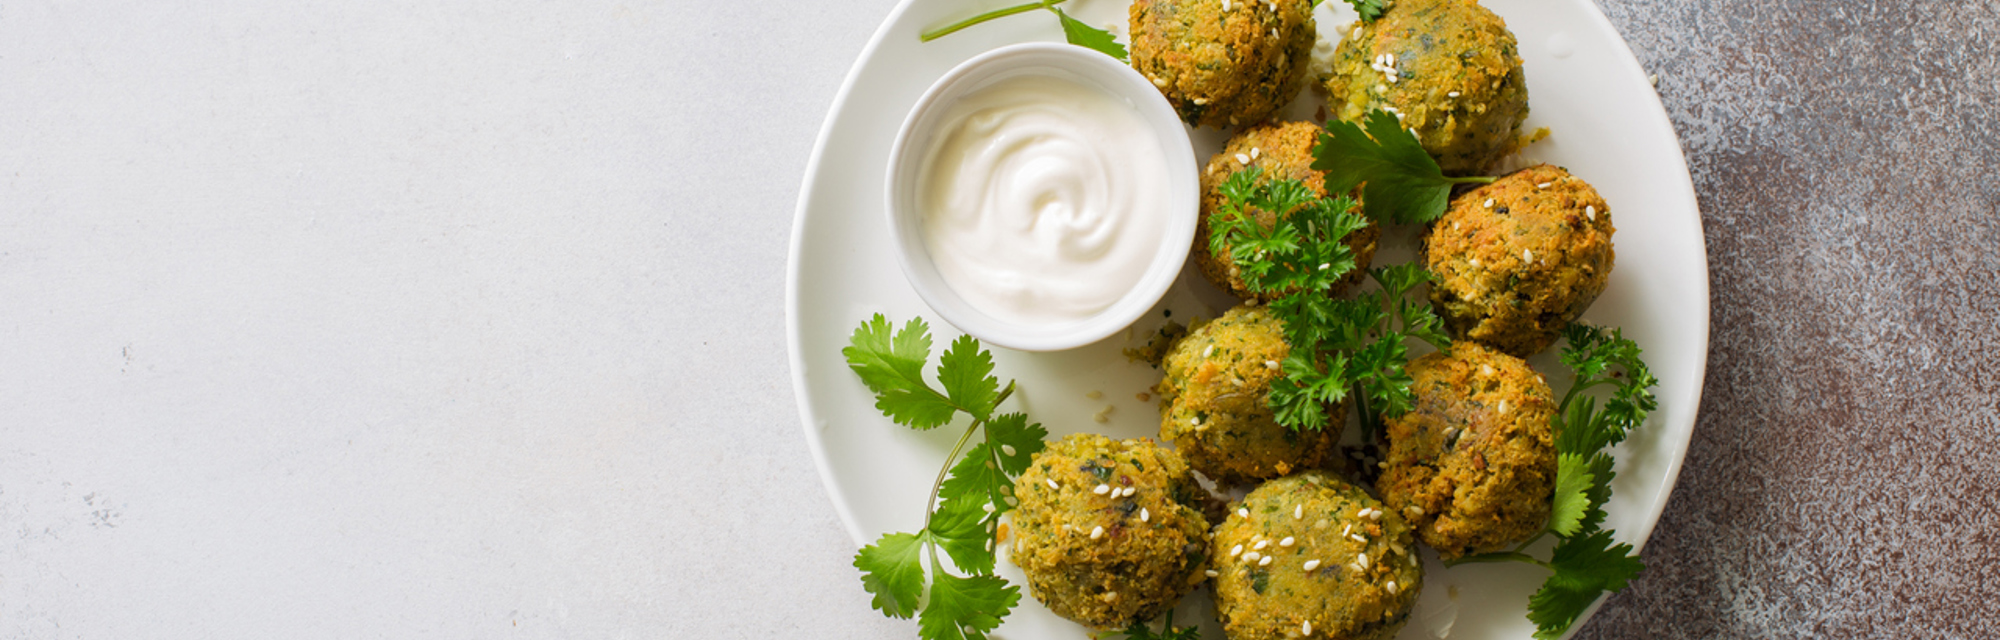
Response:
[846,315,1049,640]
[1446,323,1659,639]
[1313,109,1494,226]
[920,0,1128,63]
[1207,168,1451,435]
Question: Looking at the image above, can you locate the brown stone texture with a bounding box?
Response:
[1577,0,2000,638]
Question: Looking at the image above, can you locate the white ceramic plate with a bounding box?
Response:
[787,1,1707,638]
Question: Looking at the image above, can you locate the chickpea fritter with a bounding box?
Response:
[1211,471,1423,640]
[1322,0,1528,175]
[1130,0,1315,129]
[1375,342,1557,559]
[1194,121,1381,300]
[1423,164,1615,357]
[1156,305,1345,486]
[1011,434,1214,628]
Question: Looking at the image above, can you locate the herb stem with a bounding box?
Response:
[919,0,1067,42]
[922,417,986,533]
[1448,176,1498,185]
[1514,531,1548,552]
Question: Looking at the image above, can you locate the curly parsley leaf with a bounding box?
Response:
[1315,109,1491,225]
[1053,7,1128,62]
[855,532,928,619]
[1526,530,1646,639]
[1344,0,1386,21]
[845,315,958,429]
[919,573,1020,640]
[1208,169,1448,434]
[847,316,1044,640]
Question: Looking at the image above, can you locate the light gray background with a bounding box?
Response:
[5,1,1996,639]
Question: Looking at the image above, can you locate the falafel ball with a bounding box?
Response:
[1194,121,1381,300]
[1131,0,1315,129]
[1211,471,1423,640]
[1423,164,1615,357]
[1375,342,1557,559]
[1011,433,1214,627]
[1157,304,1345,486]
[1322,0,1528,175]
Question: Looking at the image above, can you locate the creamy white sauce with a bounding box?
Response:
[917,72,1170,326]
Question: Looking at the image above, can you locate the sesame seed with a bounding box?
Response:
[1304,559,1322,570]
[1357,553,1370,569]
[1244,551,1261,563]
[1094,484,1111,495]
[1221,0,1231,10]
[983,503,995,514]
[1390,542,1407,555]
[1481,364,1495,376]
[1469,258,1480,266]
[1141,508,1151,523]
[1205,569,1220,577]
[1350,534,1367,543]
[1386,580,1400,594]
[1405,505,1424,517]
[986,537,994,552]
[1353,26,1364,39]
[1259,555,1273,567]
[1586,205,1597,221]
[1238,508,1250,519]
[1230,544,1244,557]
[1349,562,1363,573]
[1086,390,1103,400]
[1254,539,1270,551]
[1294,505,1304,520]
[1303,620,1314,636]
[1387,53,1396,65]
[1191,416,1202,426]
[1203,345,1215,357]
[1048,479,1060,490]
[1279,536,1296,547]
[1235,153,1251,165]
[1151,75,1167,88]
[1341,523,1352,536]
[1000,444,1016,457]
[1539,182,1552,189]
[1090,526,1105,540]
[1005,496,1018,506]
[1448,91,1462,98]
[1356,508,1371,519]
[1388,74,1399,84]
[1374,84,1387,94]
[1251,147,1261,160]
[1452,221,1460,231]
[1124,487,1138,498]
[1484,198,1494,208]
[1499,400,1510,414]
[1523,249,1534,262]
[1266,360,1281,370]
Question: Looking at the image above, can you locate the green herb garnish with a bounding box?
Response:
[1208,167,1451,434]
[1447,323,1659,639]
[921,1,1128,63]
[847,315,1049,640]
[1114,610,1202,640]
[1333,0,1386,22]
[1314,109,1494,225]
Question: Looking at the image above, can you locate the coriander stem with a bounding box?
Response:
[1447,176,1498,185]
[919,0,1067,42]
[921,416,986,534]
[1514,531,1548,552]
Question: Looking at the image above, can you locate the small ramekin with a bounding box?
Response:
[884,42,1197,352]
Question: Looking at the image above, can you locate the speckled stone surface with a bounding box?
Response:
[1579,1,2000,638]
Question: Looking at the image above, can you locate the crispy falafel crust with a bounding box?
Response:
[1211,472,1422,640]
[1130,0,1315,129]
[1423,164,1615,357]
[1322,0,1528,175]
[1011,434,1213,627]
[1376,342,1557,559]
[1157,305,1344,486]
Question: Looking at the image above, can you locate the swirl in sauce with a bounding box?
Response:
[918,72,1171,326]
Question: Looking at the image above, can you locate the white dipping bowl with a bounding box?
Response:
[885,43,1198,352]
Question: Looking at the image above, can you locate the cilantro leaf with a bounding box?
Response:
[845,315,958,430]
[1316,110,1484,225]
[1053,8,1128,62]
[985,412,1047,477]
[931,486,998,575]
[1526,530,1645,639]
[1344,0,1386,21]
[939,334,1000,422]
[854,532,928,619]
[1548,453,1594,537]
[919,573,1021,640]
